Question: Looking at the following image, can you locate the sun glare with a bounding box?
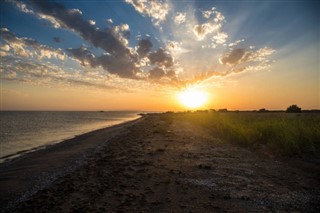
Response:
[178,88,208,109]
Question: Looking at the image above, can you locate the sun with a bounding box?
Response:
[178,88,208,109]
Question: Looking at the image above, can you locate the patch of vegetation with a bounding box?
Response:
[286,104,301,113]
[174,111,320,158]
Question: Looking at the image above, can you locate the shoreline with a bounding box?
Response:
[0,116,144,209]
[1,113,319,212]
[0,115,141,164]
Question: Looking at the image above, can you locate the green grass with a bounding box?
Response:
[174,112,320,158]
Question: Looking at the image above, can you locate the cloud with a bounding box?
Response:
[88,20,96,25]
[0,44,10,57]
[219,46,275,74]
[212,32,228,44]
[53,36,61,43]
[125,0,170,25]
[6,0,277,89]
[219,47,275,66]
[67,46,96,66]
[0,57,123,91]
[191,6,228,48]
[149,66,166,79]
[193,23,219,40]
[202,7,225,22]
[137,38,153,58]
[148,48,174,68]
[106,19,113,25]
[228,39,245,47]
[0,28,65,60]
[174,12,186,24]
[7,0,34,14]
[12,0,141,79]
[219,48,246,66]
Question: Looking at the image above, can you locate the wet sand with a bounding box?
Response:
[1,113,319,212]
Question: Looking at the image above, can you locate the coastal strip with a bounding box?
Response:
[0,116,143,210]
[1,112,319,212]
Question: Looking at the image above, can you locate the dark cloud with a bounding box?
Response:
[148,48,174,68]
[67,46,138,78]
[96,54,138,78]
[8,0,179,83]
[137,38,152,58]
[67,46,96,66]
[219,47,275,68]
[149,67,165,79]
[219,48,246,66]
[53,36,61,43]
[28,0,137,78]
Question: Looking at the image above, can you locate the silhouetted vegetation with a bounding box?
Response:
[218,108,228,112]
[286,104,301,113]
[258,108,269,113]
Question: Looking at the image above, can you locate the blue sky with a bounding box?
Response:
[0,0,319,110]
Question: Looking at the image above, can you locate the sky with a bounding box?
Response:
[0,0,319,111]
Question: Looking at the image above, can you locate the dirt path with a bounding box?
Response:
[9,113,320,212]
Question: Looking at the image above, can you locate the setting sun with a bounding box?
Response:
[178,88,208,109]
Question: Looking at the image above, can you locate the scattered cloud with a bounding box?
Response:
[228,39,245,47]
[7,0,34,14]
[0,57,123,91]
[125,0,170,25]
[12,0,140,79]
[192,7,226,45]
[0,28,65,60]
[174,12,186,24]
[212,32,228,44]
[202,7,225,22]
[4,0,277,89]
[219,46,275,74]
[193,23,219,40]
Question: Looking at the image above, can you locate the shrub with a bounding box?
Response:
[286,104,301,113]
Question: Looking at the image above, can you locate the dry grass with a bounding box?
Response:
[172,111,320,158]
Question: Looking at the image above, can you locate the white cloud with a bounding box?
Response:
[212,32,228,44]
[7,0,34,14]
[193,23,220,40]
[0,28,65,60]
[202,7,225,22]
[174,12,186,24]
[106,18,113,25]
[89,20,96,25]
[228,39,245,47]
[0,44,10,56]
[125,0,170,25]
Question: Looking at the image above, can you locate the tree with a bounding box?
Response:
[286,104,301,113]
[258,108,268,113]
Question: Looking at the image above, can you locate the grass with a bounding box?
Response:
[173,111,320,158]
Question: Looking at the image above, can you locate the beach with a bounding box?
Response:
[1,113,319,212]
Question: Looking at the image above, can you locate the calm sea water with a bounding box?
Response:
[0,111,140,163]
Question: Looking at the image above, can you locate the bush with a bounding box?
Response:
[286,104,301,113]
[258,108,268,113]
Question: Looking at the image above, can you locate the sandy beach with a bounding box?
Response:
[1,113,319,212]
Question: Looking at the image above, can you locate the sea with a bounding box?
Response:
[0,111,141,163]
